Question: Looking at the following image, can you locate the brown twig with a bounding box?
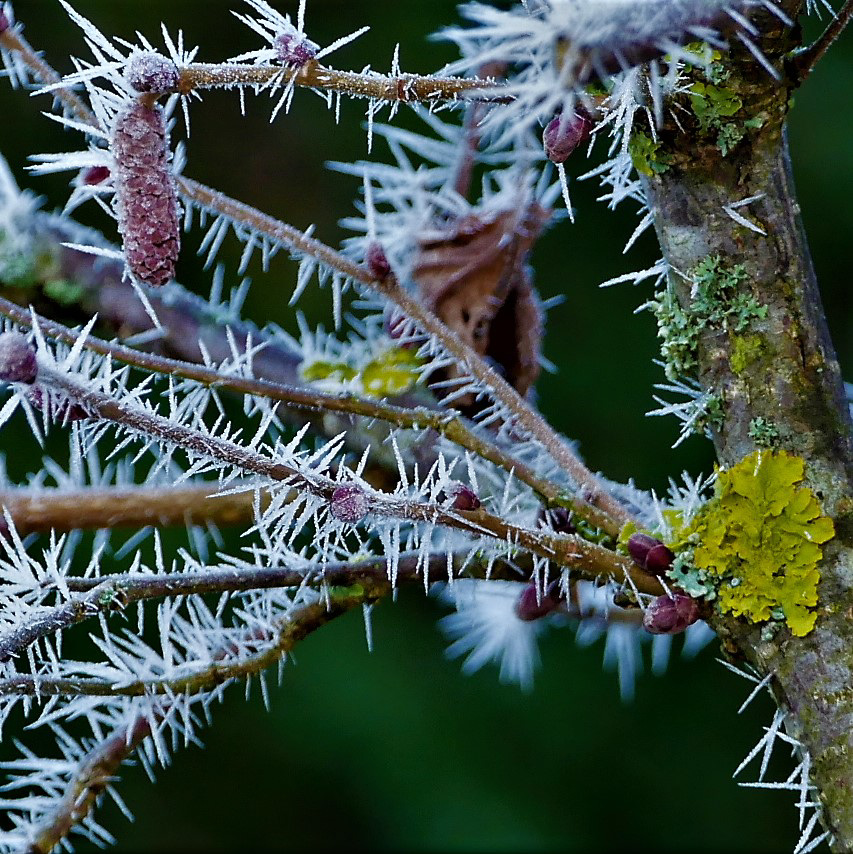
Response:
[793,0,853,81]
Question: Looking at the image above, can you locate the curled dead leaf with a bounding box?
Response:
[412,201,549,412]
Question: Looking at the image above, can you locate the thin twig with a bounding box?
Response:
[0,298,612,531]
[179,61,510,104]
[36,365,660,593]
[793,0,853,80]
[177,178,637,531]
[0,484,261,534]
[28,717,152,854]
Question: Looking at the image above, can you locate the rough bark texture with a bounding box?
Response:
[644,4,853,847]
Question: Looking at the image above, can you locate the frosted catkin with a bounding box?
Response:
[111,100,180,287]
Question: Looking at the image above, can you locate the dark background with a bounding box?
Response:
[1,1,851,850]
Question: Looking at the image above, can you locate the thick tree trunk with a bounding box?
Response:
[643,6,853,844]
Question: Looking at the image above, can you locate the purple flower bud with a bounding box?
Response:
[0,10,9,33]
[627,532,674,576]
[0,332,37,383]
[366,242,391,280]
[447,483,481,511]
[539,505,575,535]
[82,165,111,186]
[111,101,180,287]
[125,51,180,94]
[643,594,700,635]
[543,111,592,164]
[329,484,369,523]
[274,32,317,67]
[515,580,563,622]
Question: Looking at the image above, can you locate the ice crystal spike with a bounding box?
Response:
[628,532,674,576]
[0,332,37,383]
[543,111,592,164]
[329,484,369,522]
[125,51,181,94]
[27,386,89,423]
[515,581,562,622]
[111,100,180,286]
[366,241,391,280]
[643,594,700,635]
[274,32,317,66]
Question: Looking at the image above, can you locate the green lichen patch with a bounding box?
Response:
[748,417,780,448]
[682,451,835,637]
[649,255,767,381]
[688,82,746,155]
[628,132,672,177]
[730,334,765,375]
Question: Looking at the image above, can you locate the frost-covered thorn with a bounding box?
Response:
[274,32,317,67]
[329,484,370,522]
[515,580,563,622]
[539,505,576,535]
[643,594,700,635]
[543,111,592,164]
[446,483,481,511]
[111,101,180,287]
[82,165,110,185]
[125,51,181,94]
[628,532,675,576]
[0,332,37,383]
[366,241,391,280]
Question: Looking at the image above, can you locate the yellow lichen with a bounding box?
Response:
[686,450,834,636]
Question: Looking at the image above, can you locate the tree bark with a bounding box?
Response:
[644,5,853,846]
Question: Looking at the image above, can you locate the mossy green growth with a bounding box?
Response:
[683,451,834,636]
[730,334,765,375]
[628,132,672,177]
[688,82,746,155]
[748,417,780,448]
[649,255,766,381]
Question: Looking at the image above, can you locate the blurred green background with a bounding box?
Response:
[1,1,851,851]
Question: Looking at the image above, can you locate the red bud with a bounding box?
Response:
[643,594,700,635]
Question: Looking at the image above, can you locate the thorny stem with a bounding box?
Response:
[0,553,487,666]
[0,579,386,699]
[177,178,637,533]
[0,299,613,533]
[37,364,659,593]
[793,0,853,80]
[0,14,637,535]
[0,485,261,534]
[23,585,382,853]
[178,61,510,104]
[27,717,152,854]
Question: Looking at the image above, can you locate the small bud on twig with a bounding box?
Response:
[125,51,180,94]
[0,10,9,33]
[642,594,700,635]
[366,241,391,280]
[515,580,563,621]
[274,32,317,67]
[445,483,481,511]
[329,484,369,523]
[543,111,592,164]
[539,505,576,535]
[627,532,675,576]
[27,387,89,423]
[82,165,110,186]
[0,332,37,384]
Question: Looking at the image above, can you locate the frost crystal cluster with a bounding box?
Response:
[0,0,850,851]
